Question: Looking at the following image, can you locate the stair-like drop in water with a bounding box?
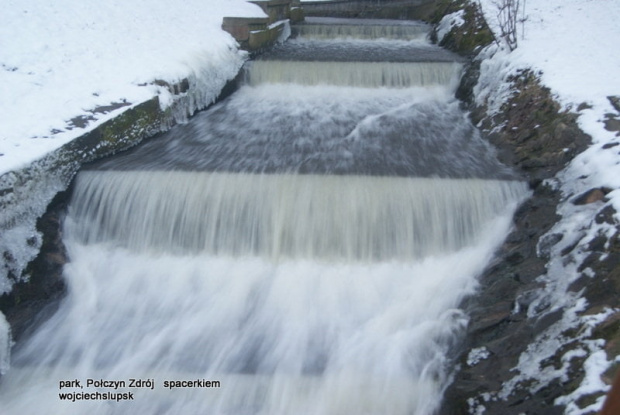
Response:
[0,18,529,415]
[69,171,526,261]
[293,17,430,40]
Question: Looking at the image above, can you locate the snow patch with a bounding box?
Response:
[436,10,465,43]
[473,44,521,121]
[556,350,611,415]
[0,0,266,175]
[467,346,490,366]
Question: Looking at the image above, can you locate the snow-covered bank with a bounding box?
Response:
[0,0,266,175]
[438,0,620,413]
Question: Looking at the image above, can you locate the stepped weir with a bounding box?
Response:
[0,18,528,415]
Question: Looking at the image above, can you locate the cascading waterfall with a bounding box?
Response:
[245,38,464,89]
[245,61,463,88]
[68,171,526,260]
[0,18,529,415]
[293,17,430,40]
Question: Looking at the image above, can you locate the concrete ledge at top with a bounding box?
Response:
[301,0,439,21]
[248,22,286,51]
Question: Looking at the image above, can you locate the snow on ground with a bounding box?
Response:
[0,0,266,175]
[446,0,620,412]
[477,0,620,194]
[436,8,465,43]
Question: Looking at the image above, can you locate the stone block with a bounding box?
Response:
[221,16,269,42]
[290,6,305,23]
[248,21,285,51]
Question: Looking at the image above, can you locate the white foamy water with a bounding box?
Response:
[0,185,525,414]
[68,171,527,261]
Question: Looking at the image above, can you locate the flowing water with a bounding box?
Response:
[0,18,528,414]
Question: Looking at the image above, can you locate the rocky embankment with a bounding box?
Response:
[432,1,620,414]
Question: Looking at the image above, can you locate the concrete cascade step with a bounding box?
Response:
[245,39,464,88]
[292,17,430,40]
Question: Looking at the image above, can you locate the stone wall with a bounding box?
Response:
[433,1,619,413]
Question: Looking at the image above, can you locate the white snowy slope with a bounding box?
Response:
[0,0,266,175]
[476,0,620,197]
[441,0,620,413]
